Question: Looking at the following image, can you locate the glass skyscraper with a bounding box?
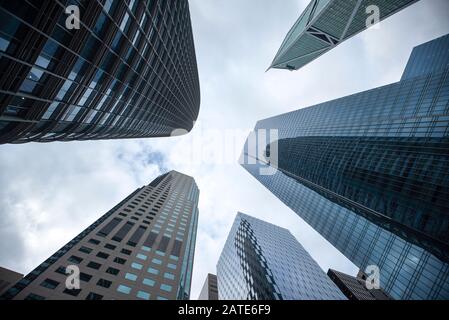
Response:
[0,171,199,300]
[217,212,346,300]
[241,34,449,299]
[0,0,200,144]
[270,0,419,71]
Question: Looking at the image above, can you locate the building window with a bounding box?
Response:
[87,261,102,270]
[79,246,93,254]
[147,267,159,275]
[106,267,120,276]
[80,273,93,282]
[164,273,175,280]
[142,278,155,287]
[141,246,151,252]
[117,285,131,295]
[85,292,103,300]
[25,293,45,300]
[160,284,172,292]
[167,263,177,270]
[113,257,127,265]
[104,244,116,250]
[157,296,168,300]
[96,252,110,259]
[125,273,137,281]
[68,255,83,264]
[63,288,82,297]
[137,290,150,300]
[97,278,112,288]
[152,258,162,265]
[121,248,132,255]
[40,278,60,289]
[131,262,143,270]
[88,239,101,245]
[136,253,147,260]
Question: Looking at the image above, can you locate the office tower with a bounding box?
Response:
[241,34,449,299]
[217,212,345,300]
[327,269,393,300]
[0,171,199,300]
[0,0,200,144]
[0,267,23,296]
[198,273,218,300]
[270,0,419,71]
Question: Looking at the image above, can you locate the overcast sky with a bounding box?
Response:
[1,0,449,299]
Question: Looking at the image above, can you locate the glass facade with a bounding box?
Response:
[242,34,449,299]
[270,0,419,70]
[217,212,346,300]
[0,170,200,300]
[0,0,200,143]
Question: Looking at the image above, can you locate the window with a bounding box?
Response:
[113,257,127,265]
[147,267,159,275]
[157,296,168,300]
[160,284,172,292]
[63,288,82,297]
[98,218,122,237]
[152,258,162,265]
[68,255,83,264]
[127,225,147,247]
[112,222,134,242]
[142,278,155,287]
[85,292,103,300]
[79,246,93,254]
[87,261,102,270]
[136,253,147,260]
[96,252,110,259]
[104,244,116,250]
[117,285,131,294]
[137,291,150,300]
[55,266,66,274]
[88,239,100,245]
[141,246,151,252]
[167,263,177,270]
[121,248,132,255]
[131,262,143,270]
[164,273,175,280]
[125,273,137,281]
[25,293,45,300]
[80,273,92,282]
[97,278,112,288]
[40,278,59,289]
[106,267,120,276]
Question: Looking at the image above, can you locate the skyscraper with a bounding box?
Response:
[217,212,346,300]
[0,267,23,296]
[327,269,393,300]
[270,0,419,71]
[198,273,218,300]
[0,171,200,300]
[241,34,449,299]
[0,0,200,144]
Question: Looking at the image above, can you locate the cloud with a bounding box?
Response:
[1,0,448,300]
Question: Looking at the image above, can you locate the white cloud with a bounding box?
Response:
[1,0,448,300]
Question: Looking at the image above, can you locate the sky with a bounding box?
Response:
[1,0,449,299]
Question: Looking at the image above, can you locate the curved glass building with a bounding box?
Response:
[0,0,200,143]
[242,34,449,299]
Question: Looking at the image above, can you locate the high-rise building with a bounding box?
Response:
[327,269,393,300]
[241,34,449,299]
[0,267,23,296]
[0,0,200,144]
[270,0,419,71]
[0,171,200,300]
[198,273,218,300]
[217,212,346,300]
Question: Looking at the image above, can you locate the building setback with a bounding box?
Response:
[327,269,393,300]
[198,273,218,300]
[0,0,200,143]
[0,267,23,296]
[0,171,200,300]
[217,212,346,300]
[241,34,449,299]
[270,0,419,71]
